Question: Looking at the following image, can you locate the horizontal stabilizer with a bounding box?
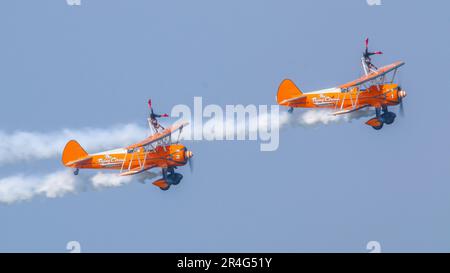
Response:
[65,156,92,167]
[280,94,307,105]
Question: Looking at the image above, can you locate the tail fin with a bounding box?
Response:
[277,79,303,106]
[62,140,88,166]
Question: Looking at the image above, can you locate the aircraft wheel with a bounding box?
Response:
[73,168,79,175]
[382,112,396,125]
[372,123,384,130]
[384,119,394,125]
[168,173,183,185]
[160,184,170,191]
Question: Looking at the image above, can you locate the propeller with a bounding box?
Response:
[185,150,194,173]
[398,86,405,117]
[399,100,405,117]
[188,156,194,173]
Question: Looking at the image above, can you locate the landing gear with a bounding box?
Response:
[73,168,79,175]
[168,173,183,185]
[167,167,183,185]
[381,112,396,125]
[152,167,184,190]
[372,123,384,130]
[368,107,396,130]
[160,184,171,191]
[366,108,385,130]
[380,106,396,125]
[152,178,171,191]
[288,107,294,114]
[374,107,384,130]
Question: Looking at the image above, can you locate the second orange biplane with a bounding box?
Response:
[61,100,193,191]
[277,39,407,130]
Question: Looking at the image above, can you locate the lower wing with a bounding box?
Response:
[332,104,371,116]
[119,165,156,176]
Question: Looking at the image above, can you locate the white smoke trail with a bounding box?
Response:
[177,108,374,140]
[0,170,160,204]
[90,172,133,189]
[284,108,374,128]
[0,124,148,166]
[0,108,374,204]
[0,107,374,166]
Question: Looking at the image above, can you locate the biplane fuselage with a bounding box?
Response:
[277,61,406,129]
[63,142,190,175]
[278,83,403,110]
[62,120,193,190]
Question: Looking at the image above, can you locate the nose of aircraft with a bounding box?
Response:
[398,90,407,99]
[185,150,193,159]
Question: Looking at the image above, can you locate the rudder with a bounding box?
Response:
[62,140,88,166]
[277,79,303,105]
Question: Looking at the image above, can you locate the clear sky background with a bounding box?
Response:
[0,0,449,252]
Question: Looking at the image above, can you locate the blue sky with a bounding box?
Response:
[0,0,449,252]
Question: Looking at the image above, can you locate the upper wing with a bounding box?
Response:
[125,120,189,150]
[340,61,405,89]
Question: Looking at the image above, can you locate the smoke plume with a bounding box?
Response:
[0,124,147,165]
[0,170,159,204]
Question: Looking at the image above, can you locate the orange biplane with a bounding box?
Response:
[61,100,193,191]
[277,39,406,130]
